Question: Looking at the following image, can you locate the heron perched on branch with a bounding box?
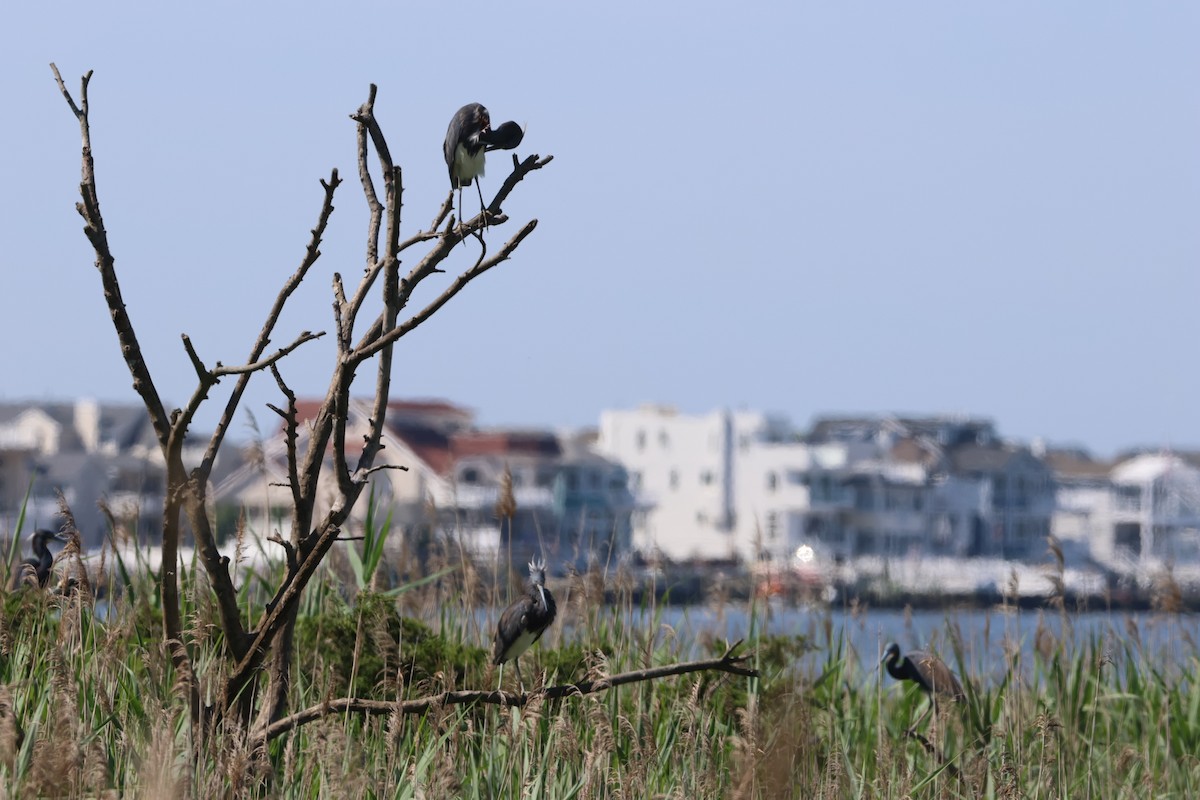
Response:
[492,557,556,693]
[444,102,525,227]
[881,642,965,730]
[10,528,69,589]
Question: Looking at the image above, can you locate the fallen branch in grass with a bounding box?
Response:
[257,640,758,742]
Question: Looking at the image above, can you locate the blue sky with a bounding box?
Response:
[2,3,1197,455]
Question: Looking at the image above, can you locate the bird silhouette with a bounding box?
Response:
[10,528,69,589]
[881,642,965,730]
[492,557,556,693]
[444,103,525,228]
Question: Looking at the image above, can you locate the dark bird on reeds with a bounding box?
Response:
[493,557,556,693]
[444,102,525,225]
[881,642,965,729]
[10,528,69,589]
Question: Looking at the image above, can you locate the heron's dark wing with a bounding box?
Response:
[445,103,489,180]
[493,595,534,664]
[910,651,964,701]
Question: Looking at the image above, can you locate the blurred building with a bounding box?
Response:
[0,398,166,548]
[599,407,1058,565]
[214,398,635,570]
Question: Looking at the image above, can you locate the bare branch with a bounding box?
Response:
[181,334,208,383]
[50,63,171,447]
[350,85,384,268]
[267,532,297,573]
[463,153,553,236]
[343,84,401,337]
[351,463,409,484]
[50,63,87,120]
[212,330,324,377]
[430,192,455,231]
[268,365,303,516]
[257,647,758,742]
[353,218,538,363]
[333,273,349,351]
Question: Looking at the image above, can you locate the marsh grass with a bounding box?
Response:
[1,512,1199,797]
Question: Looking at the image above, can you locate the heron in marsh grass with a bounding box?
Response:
[881,642,965,730]
[493,558,557,694]
[10,528,70,589]
[444,102,525,228]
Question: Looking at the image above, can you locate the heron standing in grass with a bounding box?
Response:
[493,558,557,693]
[881,642,965,730]
[444,102,525,228]
[10,528,70,589]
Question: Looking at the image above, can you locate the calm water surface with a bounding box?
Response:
[633,603,1200,683]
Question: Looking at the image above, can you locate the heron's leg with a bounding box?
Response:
[496,662,505,693]
[475,180,487,230]
[514,658,525,695]
[907,696,933,733]
[454,186,470,248]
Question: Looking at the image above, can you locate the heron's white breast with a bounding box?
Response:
[503,628,539,662]
[454,144,486,185]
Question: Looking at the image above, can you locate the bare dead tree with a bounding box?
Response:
[51,65,759,748]
[52,63,547,728]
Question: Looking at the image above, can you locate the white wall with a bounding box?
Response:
[597,406,777,560]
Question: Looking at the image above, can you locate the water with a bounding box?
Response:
[626,602,1200,685]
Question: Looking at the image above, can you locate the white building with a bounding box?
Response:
[599,406,1059,566]
[1095,453,1200,570]
[596,405,790,560]
[734,438,814,562]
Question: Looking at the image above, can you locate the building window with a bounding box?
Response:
[766,472,778,492]
[766,512,778,541]
[630,471,642,490]
[669,469,679,490]
[1116,485,1140,511]
[700,470,715,486]
[659,430,670,449]
[460,467,480,485]
[854,486,872,510]
[636,430,646,451]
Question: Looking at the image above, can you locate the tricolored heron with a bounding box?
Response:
[10,528,70,589]
[444,103,525,228]
[492,557,557,693]
[881,642,965,730]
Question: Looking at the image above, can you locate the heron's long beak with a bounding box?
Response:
[537,585,547,609]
